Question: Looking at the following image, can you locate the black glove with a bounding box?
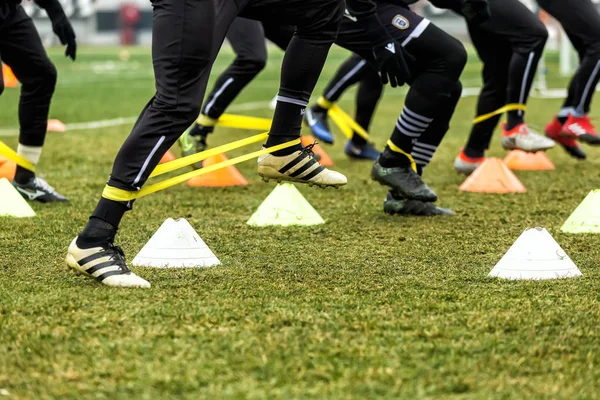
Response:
[40,0,77,60]
[461,0,491,25]
[372,40,411,88]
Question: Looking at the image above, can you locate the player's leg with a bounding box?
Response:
[179,17,268,164]
[0,7,65,202]
[306,54,371,144]
[242,0,347,186]
[67,0,219,288]
[540,0,600,146]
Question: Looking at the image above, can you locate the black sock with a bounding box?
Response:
[351,131,367,147]
[464,146,485,159]
[14,166,35,184]
[505,111,524,131]
[76,197,129,247]
[265,101,304,156]
[378,147,413,168]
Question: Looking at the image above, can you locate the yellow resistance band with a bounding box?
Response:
[151,132,268,178]
[386,140,417,172]
[472,104,526,125]
[102,139,300,202]
[328,105,370,141]
[196,113,272,131]
[0,141,35,172]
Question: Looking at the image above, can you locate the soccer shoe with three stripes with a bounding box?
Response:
[383,191,454,216]
[500,123,555,152]
[371,159,437,202]
[257,144,347,188]
[560,115,600,145]
[545,116,586,159]
[13,177,68,203]
[305,105,335,144]
[454,149,485,175]
[178,124,212,169]
[65,238,151,288]
[344,140,380,160]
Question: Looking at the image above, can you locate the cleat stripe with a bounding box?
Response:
[301,165,325,181]
[78,252,110,268]
[279,152,307,174]
[85,260,117,274]
[96,270,128,282]
[289,158,317,177]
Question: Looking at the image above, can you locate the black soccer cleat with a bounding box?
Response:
[383,191,454,216]
[13,177,68,203]
[371,159,437,202]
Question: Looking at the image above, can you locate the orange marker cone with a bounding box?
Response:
[47,119,66,132]
[300,136,333,166]
[160,150,176,163]
[2,64,18,88]
[459,157,526,193]
[187,153,248,187]
[0,156,16,180]
[503,150,555,171]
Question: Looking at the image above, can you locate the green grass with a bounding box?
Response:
[1,45,600,399]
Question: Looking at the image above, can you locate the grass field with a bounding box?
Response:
[1,45,600,399]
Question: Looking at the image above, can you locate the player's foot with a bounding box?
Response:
[454,149,484,175]
[344,141,380,160]
[178,124,212,169]
[500,123,555,152]
[383,191,454,216]
[561,115,600,145]
[545,116,586,159]
[65,237,150,288]
[13,177,68,203]
[371,158,437,202]
[257,144,347,188]
[305,105,334,144]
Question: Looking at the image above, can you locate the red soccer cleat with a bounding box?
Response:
[561,115,600,145]
[545,116,586,159]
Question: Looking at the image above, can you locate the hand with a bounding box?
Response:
[51,14,77,60]
[461,0,491,25]
[372,41,410,88]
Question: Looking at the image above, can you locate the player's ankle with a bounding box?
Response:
[77,217,117,248]
[378,148,412,168]
[13,166,35,184]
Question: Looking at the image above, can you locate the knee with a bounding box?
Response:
[518,21,548,53]
[234,57,267,75]
[22,61,57,95]
[298,0,343,42]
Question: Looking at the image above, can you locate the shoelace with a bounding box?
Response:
[34,177,56,193]
[301,141,318,159]
[107,243,131,273]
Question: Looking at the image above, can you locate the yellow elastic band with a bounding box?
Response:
[102,139,301,202]
[328,105,370,140]
[317,96,333,110]
[472,104,527,125]
[152,132,268,178]
[216,114,272,131]
[0,141,35,172]
[196,114,217,127]
[327,106,353,139]
[386,140,417,172]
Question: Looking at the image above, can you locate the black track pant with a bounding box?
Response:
[93,0,343,225]
[537,0,600,115]
[0,7,57,148]
[463,0,547,154]
[201,17,294,120]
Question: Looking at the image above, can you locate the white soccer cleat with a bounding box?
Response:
[257,145,347,188]
[454,149,484,175]
[501,123,555,152]
[66,237,151,288]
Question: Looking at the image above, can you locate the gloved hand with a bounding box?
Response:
[372,40,411,88]
[41,0,77,60]
[461,0,491,25]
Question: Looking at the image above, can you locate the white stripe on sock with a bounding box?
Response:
[395,121,420,137]
[401,113,429,128]
[133,135,165,187]
[404,107,433,123]
[203,77,234,115]
[325,60,367,99]
[413,142,437,151]
[518,52,535,117]
[412,146,435,157]
[398,118,426,133]
[577,60,600,114]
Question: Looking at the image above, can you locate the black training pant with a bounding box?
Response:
[201,17,294,120]
[104,0,342,195]
[0,6,57,148]
[537,0,600,115]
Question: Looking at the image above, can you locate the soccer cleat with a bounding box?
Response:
[305,105,334,144]
[454,149,485,175]
[13,177,68,203]
[65,237,151,288]
[371,159,437,202]
[560,115,600,145]
[500,123,555,152]
[257,144,347,188]
[545,116,586,159]
[383,191,454,216]
[344,140,380,160]
[178,124,212,169]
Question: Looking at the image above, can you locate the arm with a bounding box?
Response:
[35,0,77,60]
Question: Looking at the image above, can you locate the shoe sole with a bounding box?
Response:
[371,177,437,202]
[258,166,345,189]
